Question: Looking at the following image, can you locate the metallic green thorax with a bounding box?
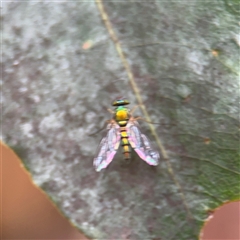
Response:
[114,106,130,127]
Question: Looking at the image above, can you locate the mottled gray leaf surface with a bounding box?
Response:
[2,1,239,239]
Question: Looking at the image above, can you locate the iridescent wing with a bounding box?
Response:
[127,120,159,166]
[93,122,121,172]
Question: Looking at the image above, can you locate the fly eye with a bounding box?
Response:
[112,99,130,106]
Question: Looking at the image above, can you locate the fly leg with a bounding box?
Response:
[88,119,115,136]
[133,116,166,125]
[129,105,141,115]
[107,108,115,114]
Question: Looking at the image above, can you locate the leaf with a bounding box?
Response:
[2,1,239,239]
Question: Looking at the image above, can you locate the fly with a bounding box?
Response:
[93,98,160,172]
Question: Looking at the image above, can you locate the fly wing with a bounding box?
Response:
[93,123,121,172]
[127,121,159,166]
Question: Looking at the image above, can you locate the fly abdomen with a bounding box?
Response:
[118,120,128,127]
[120,127,131,160]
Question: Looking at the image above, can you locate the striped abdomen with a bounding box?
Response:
[120,126,131,160]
